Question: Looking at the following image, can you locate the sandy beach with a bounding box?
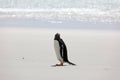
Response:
[0,0,120,79]
[0,27,120,80]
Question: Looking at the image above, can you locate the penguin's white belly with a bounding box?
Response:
[54,40,63,62]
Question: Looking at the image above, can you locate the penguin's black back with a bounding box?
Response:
[58,39,69,62]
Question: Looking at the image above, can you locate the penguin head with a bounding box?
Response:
[54,33,60,40]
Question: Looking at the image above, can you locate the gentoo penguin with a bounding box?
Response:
[54,33,75,66]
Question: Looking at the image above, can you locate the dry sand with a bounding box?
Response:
[0,27,120,80]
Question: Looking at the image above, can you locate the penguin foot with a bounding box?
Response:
[56,63,63,66]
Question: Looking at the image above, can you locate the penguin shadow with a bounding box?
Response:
[51,64,76,67]
[51,64,68,67]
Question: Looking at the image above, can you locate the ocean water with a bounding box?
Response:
[0,0,120,23]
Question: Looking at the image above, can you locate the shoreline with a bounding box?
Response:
[0,18,120,30]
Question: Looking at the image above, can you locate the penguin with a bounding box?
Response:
[54,33,75,66]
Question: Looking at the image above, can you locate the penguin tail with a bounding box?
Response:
[67,61,76,65]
